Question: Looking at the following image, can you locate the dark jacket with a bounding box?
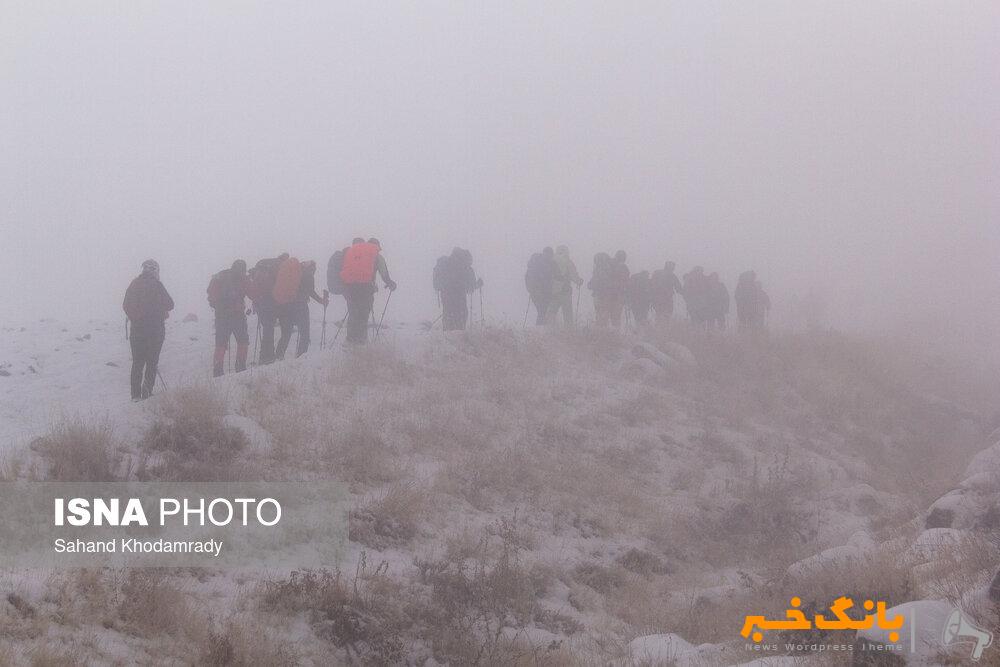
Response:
[208,268,250,317]
[124,274,174,326]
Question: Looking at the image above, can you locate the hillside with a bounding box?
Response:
[1,317,998,665]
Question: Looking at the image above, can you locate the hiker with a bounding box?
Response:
[708,272,730,329]
[275,260,327,358]
[248,252,288,365]
[608,250,631,328]
[588,252,615,327]
[525,248,556,326]
[682,266,710,327]
[435,247,482,331]
[627,271,653,326]
[340,237,396,344]
[734,271,759,329]
[122,259,174,400]
[650,261,683,324]
[757,281,771,326]
[547,245,583,326]
[207,259,251,376]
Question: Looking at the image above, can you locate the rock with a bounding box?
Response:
[83,333,91,340]
[631,343,676,369]
[182,313,198,323]
[788,543,867,579]
[905,528,965,565]
[618,357,663,378]
[0,369,9,377]
[105,362,119,367]
[659,340,697,366]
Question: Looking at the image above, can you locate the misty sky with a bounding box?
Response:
[2,2,998,339]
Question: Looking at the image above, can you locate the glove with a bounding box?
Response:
[245,308,253,317]
[386,279,397,292]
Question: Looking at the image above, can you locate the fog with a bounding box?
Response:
[3,1,998,343]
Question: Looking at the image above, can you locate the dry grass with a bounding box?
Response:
[200,619,301,666]
[349,483,430,550]
[137,386,249,481]
[29,417,127,482]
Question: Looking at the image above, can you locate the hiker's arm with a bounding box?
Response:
[309,289,326,305]
[376,256,396,290]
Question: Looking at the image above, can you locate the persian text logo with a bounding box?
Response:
[741,596,904,644]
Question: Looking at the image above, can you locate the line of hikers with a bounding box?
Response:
[525,247,770,330]
[122,241,769,400]
[122,238,396,400]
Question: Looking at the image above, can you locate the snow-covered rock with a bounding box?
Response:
[222,414,273,452]
[658,341,697,367]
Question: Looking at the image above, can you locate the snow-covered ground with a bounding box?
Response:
[1,318,997,665]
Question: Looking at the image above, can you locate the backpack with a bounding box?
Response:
[432,256,450,292]
[525,253,548,292]
[340,242,379,285]
[272,257,303,305]
[207,271,226,310]
[250,258,281,303]
[327,250,345,295]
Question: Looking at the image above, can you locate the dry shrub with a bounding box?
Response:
[572,561,627,595]
[711,450,819,563]
[24,645,85,667]
[158,384,229,425]
[616,548,673,577]
[413,529,551,665]
[117,569,202,639]
[258,554,410,664]
[138,388,248,481]
[29,417,126,482]
[200,619,300,666]
[328,417,402,488]
[349,483,429,550]
[239,374,316,459]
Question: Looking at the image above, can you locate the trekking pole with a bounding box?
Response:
[332,308,347,343]
[251,317,260,374]
[375,291,393,342]
[320,290,329,350]
[157,369,169,392]
[523,296,531,329]
[428,312,443,329]
[479,285,485,328]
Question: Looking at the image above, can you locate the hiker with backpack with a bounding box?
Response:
[340,237,396,344]
[248,252,288,365]
[547,245,583,326]
[627,270,653,326]
[207,259,252,376]
[682,266,711,327]
[434,247,483,331]
[122,259,174,400]
[588,253,615,327]
[707,272,730,330]
[650,261,683,325]
[275,259,328,358]
[525,248,556,326]
[607,250,631,328]
[735,271,769,330]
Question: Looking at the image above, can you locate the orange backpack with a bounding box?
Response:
[272,257,303,305]
[339,242,379,285]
